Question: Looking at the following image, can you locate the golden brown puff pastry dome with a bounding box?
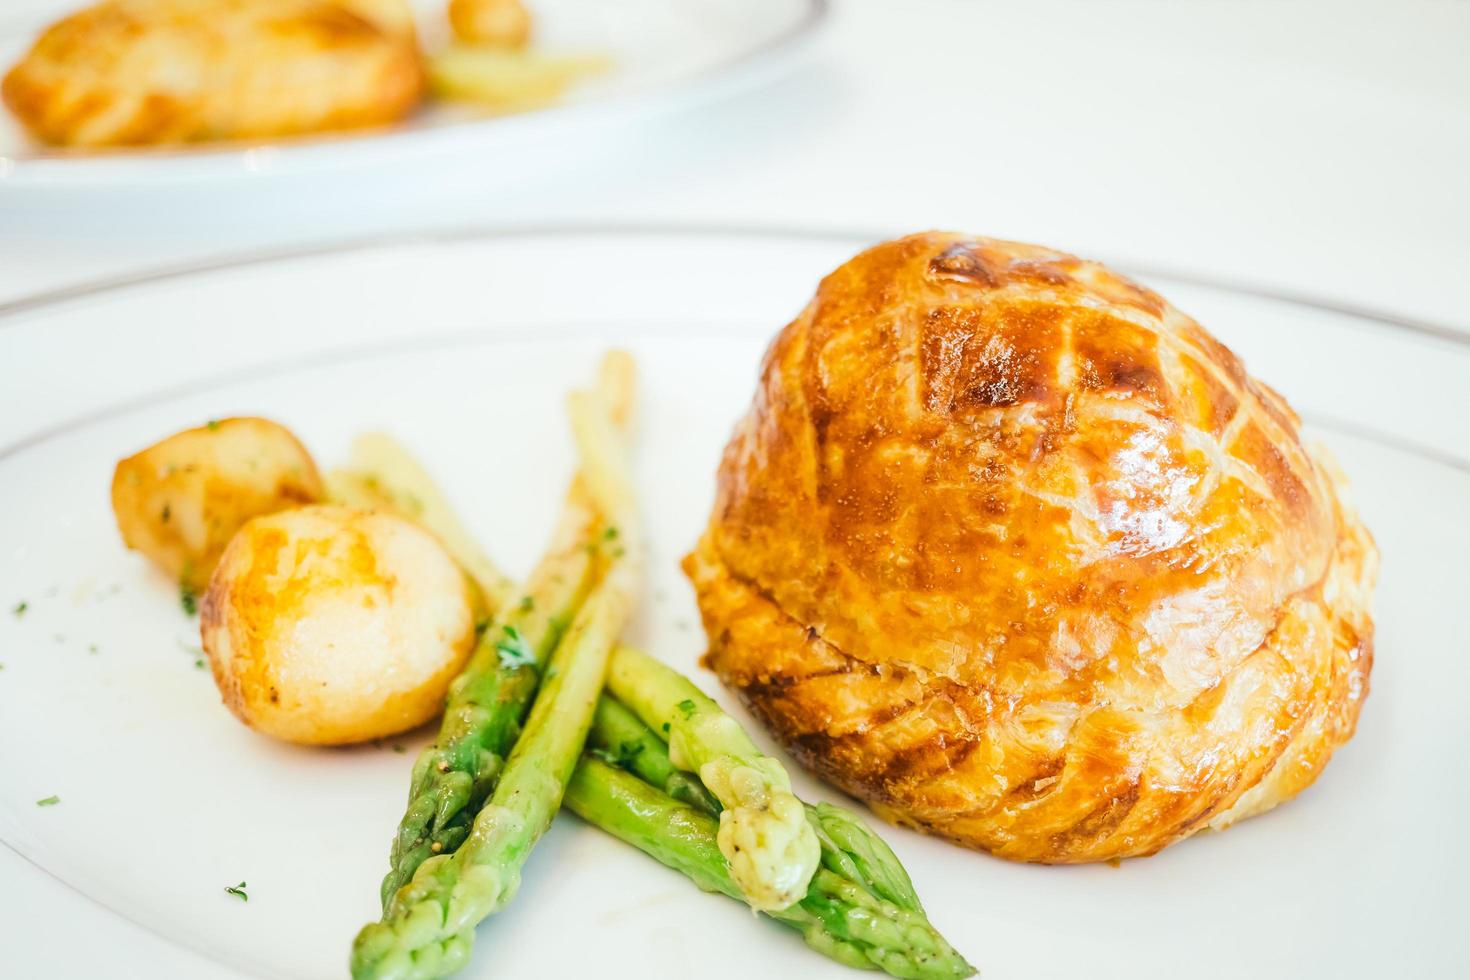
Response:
[685,232,1377,864]
[2,0,423,147]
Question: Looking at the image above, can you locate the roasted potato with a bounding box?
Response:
[449,0,531,49]
[200,505,476,745]
[111,417,324,595]
[2,0,424,147]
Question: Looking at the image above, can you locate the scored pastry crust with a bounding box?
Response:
[686,232,1377,863]
[2,0,423,147]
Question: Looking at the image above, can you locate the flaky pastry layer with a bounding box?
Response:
[687,232,1378,862]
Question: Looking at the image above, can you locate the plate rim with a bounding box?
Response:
[0,221,1466,346]
[0,0,828,187]
[2,223,1467,478]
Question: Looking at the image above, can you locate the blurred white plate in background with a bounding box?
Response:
[0,228,1466,978]
[0,0,824,188]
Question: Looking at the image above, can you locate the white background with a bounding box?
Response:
[2,0,1468,331]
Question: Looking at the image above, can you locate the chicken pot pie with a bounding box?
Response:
[686,232,1377,863]
[2,0,423,147]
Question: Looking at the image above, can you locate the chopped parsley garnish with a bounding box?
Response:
[12,600,27,617]
[177,639,206,669]
[517,595,535,613]
[180,587,197,616]
[602,526,619,541]
[88,644,98,655]
[392,744,407,754]
[677,699,697,719]
[494,624,536,669]
[36,795,59,807]
[661,722,671,734]
[224,881,248,901]
[160,503,171,523]
[615,740,645,767]
[206,419,221,431]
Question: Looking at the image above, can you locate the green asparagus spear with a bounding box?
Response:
[354,579,633,980]
[378,488,600,906]
[807,802,923,914]
[564,757,975,979]
[605,645,820,911]
[354,355,641,980]
[589,694,721,815]
[586,677,923,913]
[586,675,923,909]
[375,352,638,907]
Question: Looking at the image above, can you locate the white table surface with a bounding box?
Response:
[1,0,1468,333]
[1,1,1467,976]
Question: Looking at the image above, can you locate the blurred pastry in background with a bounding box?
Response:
[2,0,424,147]
[341,0,420,43]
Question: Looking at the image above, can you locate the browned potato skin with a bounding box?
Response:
[2,0,424,147]
[201,505,477,745]
[449,0,531,49]
[111,417,323,593]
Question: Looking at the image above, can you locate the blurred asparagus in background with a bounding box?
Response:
[429,47,610,111]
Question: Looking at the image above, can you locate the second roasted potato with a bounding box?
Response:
[201,505,477,745]
[111,417,324,595]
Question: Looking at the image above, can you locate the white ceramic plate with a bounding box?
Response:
[0,228,1466,979]
[0,0,824,187]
